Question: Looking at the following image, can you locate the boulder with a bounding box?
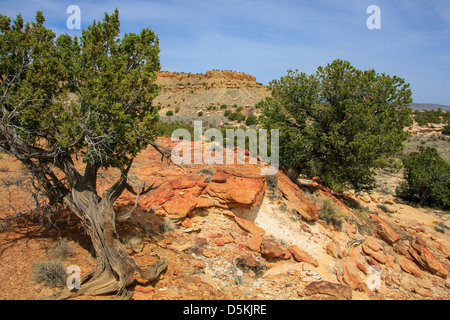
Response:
[409,240,448,279]
[245,235,262,252]
[162,194,198,219]
[365,236,384,252]
[339,257,362,290]
[315,190,356,218]
[263,262,302,278]
[394,244,414,260]
[413,287,433,298]
[399,256,423,278]
[326,241,343,259]
[277,175,318,221]
[199,174,265,209]
[362,243,387,264]
[234,216,265,237]
[304,280,352,300]
[369,214,400,245]
[288,245,319,267]
[260,239,292,260]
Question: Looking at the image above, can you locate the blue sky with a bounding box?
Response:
[1,0,449,105]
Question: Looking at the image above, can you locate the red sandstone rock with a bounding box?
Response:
[413,286,433,298]
[369,214,400,245]
[365,236,384,252]
[340,257,362,290]
[304,280,352,300]
[277,175,318,221]
[199,175,265,209]
[362,243,387,264]
[245,236,262,252]
[234,216,265,237]
[399,256,423,278]
[261,240,292,260]
[288,245,319,267]
[315,189,356,218]
[394,244,414,260]
[409,240,449,279]
[162,195,198,219]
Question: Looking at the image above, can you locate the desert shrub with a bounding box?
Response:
[32,260,66,288]
[227,112,246,122]
[199,167,215,176]
[197,111,203,117]
[396,147,450,209]
[224,110,232,117]
[259,60,412,192]
[165,110,174,116]
[157,121,194,137]
[350,208,375,235]
[443,123,450,135]
[0,220,10,233]
[413,110,444,126]
[175,107,180,113]
[319,198,345,231]
[245,115,258,126]
[220,104,228,109]
[49,238,75,261]
[266,174,278,191]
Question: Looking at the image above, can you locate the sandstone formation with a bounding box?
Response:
[153,70,270,113]
[0,135,449,301]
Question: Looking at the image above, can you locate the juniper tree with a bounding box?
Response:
[0,10,169,299]
[258,60,413,191]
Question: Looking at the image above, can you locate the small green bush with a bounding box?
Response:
[245,115,258,126]
[413,110,444,126]
[443,123,450,135]
[32,260,66,288]
[197,111,203,117]
[157,121,194,137]
[227,112,246,122]
[220,104,228,109]
[165,110,174,116]
[396,147,450,209]
[224,110,232,117]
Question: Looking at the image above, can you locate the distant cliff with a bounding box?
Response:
[153,70,270,114]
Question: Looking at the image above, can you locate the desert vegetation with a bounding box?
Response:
[258,60,413,192]
[396,147,450,210]
[0,9,168,299]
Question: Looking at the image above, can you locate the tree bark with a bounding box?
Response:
[45,184,167,300]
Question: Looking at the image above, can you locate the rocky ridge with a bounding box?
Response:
[114,137,450,300]
[153,70,270,113]
[0,137,449,300]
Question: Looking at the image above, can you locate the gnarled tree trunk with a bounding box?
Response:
[40,160,167,300]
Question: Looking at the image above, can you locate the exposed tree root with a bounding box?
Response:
[39,250,168,300]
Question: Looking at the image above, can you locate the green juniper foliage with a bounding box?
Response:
[0,9,160,170]
[396,147,450,210]
[258,59,412,191]
[0,10,166,296]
